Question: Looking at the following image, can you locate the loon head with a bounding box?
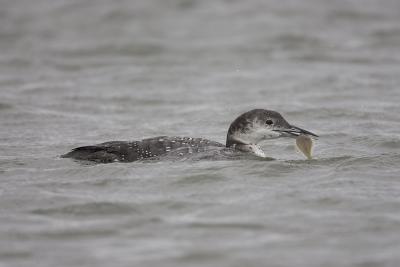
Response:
[226,109,318,153]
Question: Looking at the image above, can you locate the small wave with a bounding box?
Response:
[285,155,352,166]
[0,251,32,260]
[53,43,164,58]
[38,227,118,239]
[31,202,137,217]
[351,135,400,150]
[335,153,400,171]
[185,221,266,230]
[376,140,400,149]
[173,173,226,185]
[0,103,12,110]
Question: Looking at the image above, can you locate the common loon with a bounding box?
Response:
[62,109,318,163]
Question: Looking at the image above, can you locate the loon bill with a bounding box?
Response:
[62,109,318,163]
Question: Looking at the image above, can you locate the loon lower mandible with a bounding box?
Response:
[62,109,318,163]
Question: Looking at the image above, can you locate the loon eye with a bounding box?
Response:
[265,119,273,125]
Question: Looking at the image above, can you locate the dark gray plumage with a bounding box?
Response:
[62,109,318,163]
[62,136,224,163]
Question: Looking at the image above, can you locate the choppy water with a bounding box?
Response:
[1,0,400,266]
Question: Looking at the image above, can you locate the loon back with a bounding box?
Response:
[62,136,224,163]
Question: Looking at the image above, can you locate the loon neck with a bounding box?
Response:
[227,142,266,158]
[226,135,266,158]
[226,135,247,148]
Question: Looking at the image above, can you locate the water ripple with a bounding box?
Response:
[31,202,138,217]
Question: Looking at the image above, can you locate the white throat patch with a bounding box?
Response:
[230,121,281,145]
[234,144,266,158]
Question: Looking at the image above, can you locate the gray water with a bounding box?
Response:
[1,0,400,266]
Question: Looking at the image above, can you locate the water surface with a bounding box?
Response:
[1,0,400,266]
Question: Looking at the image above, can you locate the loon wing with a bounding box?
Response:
[61,141,135,163]
[62,136,224,163]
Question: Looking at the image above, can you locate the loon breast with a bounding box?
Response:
[62,136,224,163]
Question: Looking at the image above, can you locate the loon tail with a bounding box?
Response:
[61,146,118,163]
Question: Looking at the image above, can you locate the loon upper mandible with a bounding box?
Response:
[62,109,318,163]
